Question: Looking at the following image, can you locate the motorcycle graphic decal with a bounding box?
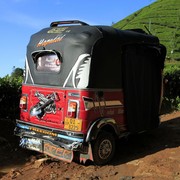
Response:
[30,91,59,118]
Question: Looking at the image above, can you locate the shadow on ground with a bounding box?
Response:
[112,115,180,165]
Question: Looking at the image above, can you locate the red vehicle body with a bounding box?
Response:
[15,20,166,165]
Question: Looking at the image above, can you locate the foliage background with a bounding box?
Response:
[113,0,180,60]
[0,69,23,120]
[161,61,180,113]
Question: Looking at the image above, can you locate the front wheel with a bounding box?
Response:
[92,131,116,165]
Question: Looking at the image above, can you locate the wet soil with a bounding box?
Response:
[0,111,180,180]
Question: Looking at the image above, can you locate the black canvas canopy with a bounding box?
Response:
[25,21,161,89]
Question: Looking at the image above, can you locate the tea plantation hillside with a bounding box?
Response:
[113,0,180,60]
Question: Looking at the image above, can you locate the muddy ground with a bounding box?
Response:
[0,111,180,180]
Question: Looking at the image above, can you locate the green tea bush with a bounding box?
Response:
[161,62,180,113]
[0,75,22,120]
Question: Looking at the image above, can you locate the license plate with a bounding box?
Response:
[20,137,42,151]
[44,142,73,163]
[64,117,82,131]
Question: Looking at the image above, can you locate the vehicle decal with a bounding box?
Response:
[47,27,71,34]
[25,57,34,84]
[63,54,91,88]
[29,127,58,136]
[30,91,59,118]
[37,34,66,47]
[68,92,80,97]
[84,98,123,110]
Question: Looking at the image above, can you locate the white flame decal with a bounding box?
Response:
[63,54,91,88]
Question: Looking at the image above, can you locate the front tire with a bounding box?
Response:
[92,131,115,165]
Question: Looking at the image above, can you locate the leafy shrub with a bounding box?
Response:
[0,75,23,120]
[161,61,180,113]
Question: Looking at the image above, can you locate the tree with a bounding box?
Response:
[11,67,23,78]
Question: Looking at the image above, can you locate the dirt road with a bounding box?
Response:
[0,111,180,180]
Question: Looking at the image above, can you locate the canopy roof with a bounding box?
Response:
[25,20,160,87]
